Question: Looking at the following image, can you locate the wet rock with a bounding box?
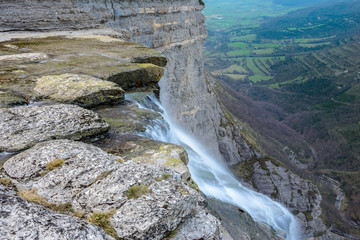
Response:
[89,134,190,180]
[0,52,48,62]
[95,102,163,135]
[0,184,114,240]
[0,104,109,152]
[231,157,326,237]
[3,139,221,240]
[206,197,283,240]
[0,35,166,101]
[34,74,124,107]
[0,90,27,108]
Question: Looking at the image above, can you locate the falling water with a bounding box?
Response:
[127,93,303,240]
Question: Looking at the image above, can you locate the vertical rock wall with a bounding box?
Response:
[74,0,255,165]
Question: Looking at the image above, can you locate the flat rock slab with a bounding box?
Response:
[3,139,220,240]
[0,35,166,103]
[0,104,109,152]
[0,184,114,240]
[89,134,191,180]
[34,74,125,107]
[96,102,163,135]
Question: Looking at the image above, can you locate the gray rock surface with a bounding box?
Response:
[171,209,222,240]
[95,102,163,135]
[0,0,99,31]
[85,0,255,166]
[0,104,109,152]
[206,197,283,240]
[0,184,114,240]
[3,140,221,240]
[231,157,328,237]
[89,134,191,180]
[34,73,125,107]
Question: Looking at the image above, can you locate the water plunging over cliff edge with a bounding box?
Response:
[127,94,303,240]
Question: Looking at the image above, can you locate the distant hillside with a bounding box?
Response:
[204,0,360,237]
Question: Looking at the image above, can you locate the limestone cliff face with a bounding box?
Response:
[74,0,255,166]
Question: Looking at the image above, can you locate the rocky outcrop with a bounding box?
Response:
[3,139,221,240]
[0,104,109,152]
[34,74,125,107]
[206,197,283,240]
[0,184,115,240]
[89,134,191,180]
[0,34,166,104]
[95,101,163,135]
[231,157,330,237]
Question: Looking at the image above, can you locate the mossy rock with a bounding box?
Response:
[0,90,27,108]
[34,74,124,108]
[89,134,191,180]
[0,35,166,103]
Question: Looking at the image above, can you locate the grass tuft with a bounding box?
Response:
[88,210,118,239]
[126,185,149,199]
[19,188,73,214]
[155,173,171,182]
[0,178,14,187]
[46,159,64,171]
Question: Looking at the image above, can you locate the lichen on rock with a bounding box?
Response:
[0,104,109,152]
[89,134,191,180]
[34,73,125,107]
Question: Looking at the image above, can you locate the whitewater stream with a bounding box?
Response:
[127,94,302,240]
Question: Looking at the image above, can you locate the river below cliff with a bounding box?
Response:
[125,93,303,240]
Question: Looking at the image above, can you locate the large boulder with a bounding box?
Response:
[0,104,109,152]
[34,74,124,107]
[3,140,221,240]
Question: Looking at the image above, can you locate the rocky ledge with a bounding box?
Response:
[0,31,222,240]
[0,31,166,107]
[2,140,220,240]
[0,104,109,152]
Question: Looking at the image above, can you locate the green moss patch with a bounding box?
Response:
[19,188,74,214]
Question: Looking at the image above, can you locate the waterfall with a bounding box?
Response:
[127,93,303,240]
